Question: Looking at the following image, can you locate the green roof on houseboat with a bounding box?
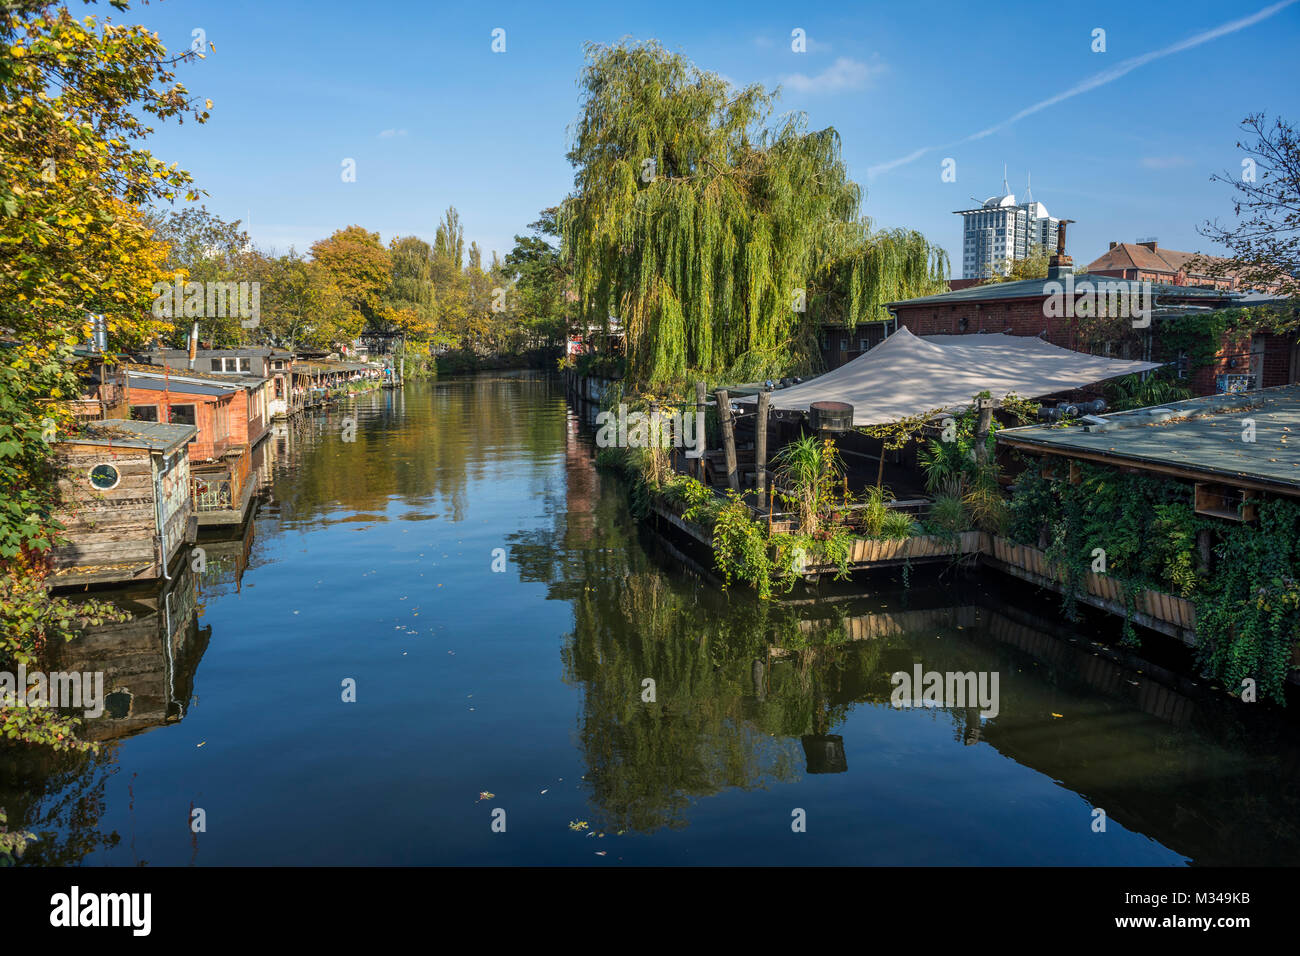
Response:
[998,385,1300,492]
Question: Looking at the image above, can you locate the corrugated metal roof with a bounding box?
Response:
[125,364,266,388]
[999,385,1300,490]
[64,419,197,452]
[129,377,231,397]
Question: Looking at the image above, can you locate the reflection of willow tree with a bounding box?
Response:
[0,743,120,865]
[510,468,935,832]
[265,377,565,525]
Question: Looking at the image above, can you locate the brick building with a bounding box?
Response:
[884,272,1298,396]
[1084,240,1286,294]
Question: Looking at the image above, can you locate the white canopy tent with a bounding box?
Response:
[737,327,1161,425]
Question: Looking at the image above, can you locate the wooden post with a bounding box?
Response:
[755,390,770,508]
[694,381,707,481]
[715,389,739,491]
[974,396,995,464]
[1197,528,1213,574]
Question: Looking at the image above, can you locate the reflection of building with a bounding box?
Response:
[53,571,209,741]
[197,515,257,596]
[564,411,600,542]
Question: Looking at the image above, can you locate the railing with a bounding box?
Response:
[191,474,235,512]
[191,447,251,513]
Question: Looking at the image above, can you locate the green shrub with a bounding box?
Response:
[881,510,916,540]
[926,494,968,536]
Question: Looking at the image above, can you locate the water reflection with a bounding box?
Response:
[54,571,211,741]
[3,373,1299,866]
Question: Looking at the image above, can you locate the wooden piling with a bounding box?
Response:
[694,381,707,481]
[715,388,739,491]
[755,390,770,508]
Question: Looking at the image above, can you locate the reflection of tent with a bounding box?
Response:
[740,327,1160,425]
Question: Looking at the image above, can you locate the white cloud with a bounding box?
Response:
[1140,156,1191,169]
[781,56,886,94]
[378,128,408,138]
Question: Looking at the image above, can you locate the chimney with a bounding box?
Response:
[1109,241,1118,250]
[1047,220,1074,280]
[1139,240,1158,252]
[188,321,199,370]
[91,314,108,353]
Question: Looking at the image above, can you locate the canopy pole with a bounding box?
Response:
[694,381,707,481]
[715,389,739,491]
[974,396,995,465]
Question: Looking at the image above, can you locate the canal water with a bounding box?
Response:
[5,372,1300,866]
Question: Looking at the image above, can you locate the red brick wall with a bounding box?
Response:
[893,299,1297,397]
[127,387,233,460]
[894,298,1084,350]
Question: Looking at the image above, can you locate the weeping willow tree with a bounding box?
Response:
[561,40,949,389]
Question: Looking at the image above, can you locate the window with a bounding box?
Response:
[211,357,252,373]
[89,463,120,490]
[130,404,158,422]
[168,404,197,427]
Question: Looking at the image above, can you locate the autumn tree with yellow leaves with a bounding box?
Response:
[0,0,211,766]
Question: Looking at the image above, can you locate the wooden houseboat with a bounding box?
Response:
[67,348,129,422]
[143,347,296,419]
[48,420,197,588]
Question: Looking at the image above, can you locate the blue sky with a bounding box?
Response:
[131,0,1300,277]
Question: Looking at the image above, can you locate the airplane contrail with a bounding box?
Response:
[867,0,1299,178]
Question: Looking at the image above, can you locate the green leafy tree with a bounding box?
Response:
[310,225,392,344]
[505,207,570,351]
[145,204,255,346]
[254,249,342,351]
[0,0,202,770]
[561,39,948,388]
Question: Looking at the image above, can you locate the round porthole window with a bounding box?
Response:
[88,463,120,491]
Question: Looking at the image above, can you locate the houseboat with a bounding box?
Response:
[67,347,129,421]
[124,364,267,526]
[48,420,197,588]
[143,347,297,419]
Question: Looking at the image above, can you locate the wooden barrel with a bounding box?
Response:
[809,401,854,432]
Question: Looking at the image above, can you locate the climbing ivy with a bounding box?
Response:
[1008,456,1300,702]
